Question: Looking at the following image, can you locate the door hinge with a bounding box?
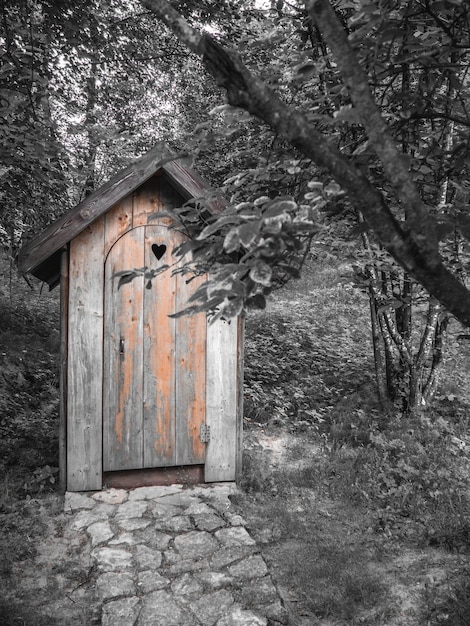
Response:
[200,424,211,443]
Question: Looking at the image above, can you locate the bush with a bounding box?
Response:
[423,565,470,625]
[0,257,60,501]
[321,410,470,547]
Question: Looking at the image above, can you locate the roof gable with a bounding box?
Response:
[18,143,225,285]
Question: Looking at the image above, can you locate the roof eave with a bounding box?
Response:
[18,143,175,278]
[18,144,228,286]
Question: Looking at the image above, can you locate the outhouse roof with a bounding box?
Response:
[18,143,226,287]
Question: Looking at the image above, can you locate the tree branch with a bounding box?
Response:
[305,0,436,249]
[138,0,470,328]
[409,111,470,128]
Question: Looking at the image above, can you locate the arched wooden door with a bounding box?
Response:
[103,224,206,472]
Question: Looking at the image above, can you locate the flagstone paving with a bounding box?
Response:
[63,483,287,625]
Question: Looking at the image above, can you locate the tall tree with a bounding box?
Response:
[0,0,68,252]
[1,0,214,252]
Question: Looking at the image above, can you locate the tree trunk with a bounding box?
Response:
[368,288,391,411]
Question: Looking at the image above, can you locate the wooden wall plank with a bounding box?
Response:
[59,249,69,493]
[67,221,105,491]
[132,176,174,227]
[104,196,133,258]
[205,318,239,482]
[143,224,177,467]
[175,269,207,465]
[236,316,245,481]
[103,228,145,471]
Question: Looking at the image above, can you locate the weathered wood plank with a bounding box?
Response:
[59,248,69,493]
[67,221,105,491]
[132,175,183,227]
[103,465,204,489]
[236,316,245,481]
[103,227,145,471]
[143,223,177,467]
[175,268,207,465]
[104,196,133,258]
[205,318,239,482]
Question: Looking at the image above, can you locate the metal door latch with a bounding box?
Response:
[200,424,211,443]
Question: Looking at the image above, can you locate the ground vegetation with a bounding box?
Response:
[2,253,470,624]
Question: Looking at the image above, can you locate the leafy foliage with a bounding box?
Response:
[244,255,373,425]
[0,0,68,249]
[155,0,470,413]
[0,264,60,499]
[140,0,470,333]
[0,0,224,255]
[245,256,470,551]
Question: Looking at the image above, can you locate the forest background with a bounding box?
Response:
[2,0,470,624]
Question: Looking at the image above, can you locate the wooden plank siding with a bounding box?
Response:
[205,319,239,482]
[236,315,245,481]
[104,196,133,259]
[143,224,177,467]
[59,249,69,493]
[103,227,145,471]
[175,270,207,466]
[67,221,105,491]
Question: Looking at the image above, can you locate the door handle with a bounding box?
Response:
[119,338,125,357]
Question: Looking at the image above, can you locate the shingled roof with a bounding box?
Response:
[18,143,225,287]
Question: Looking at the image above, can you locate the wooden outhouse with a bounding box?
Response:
[18,144,243,492]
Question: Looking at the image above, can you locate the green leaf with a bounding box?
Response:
[304,191,322,201]
[219,296,244,319]
[197,215,240,240]
[117,272,138,289]
[264,200,297,216]
[249,260,272,287]
[246,293,267,309]
[239,222,259,247]
[307,181,323,190]
[324,182,344,196]
[334,105,361,124]
[254,196,270,206]
[224,228,240,253]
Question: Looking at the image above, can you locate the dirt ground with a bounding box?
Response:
[1,424,468,626]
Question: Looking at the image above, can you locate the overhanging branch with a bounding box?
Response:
[138,0,470,328]
[305,0,437,250]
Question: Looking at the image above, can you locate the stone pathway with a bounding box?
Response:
[64,483,287,626]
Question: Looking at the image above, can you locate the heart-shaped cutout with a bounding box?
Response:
[151,243,167,261]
